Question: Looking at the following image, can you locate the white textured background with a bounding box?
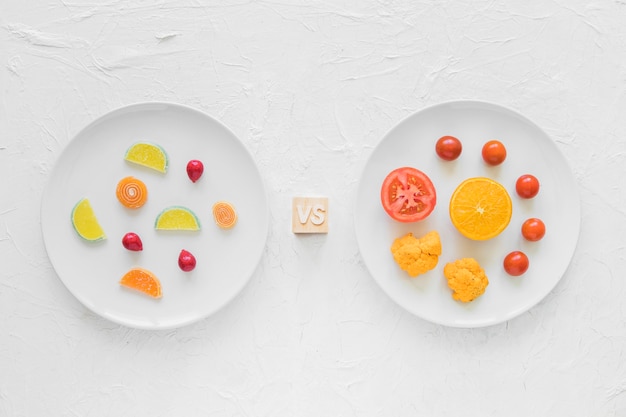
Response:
[2,1,625,415]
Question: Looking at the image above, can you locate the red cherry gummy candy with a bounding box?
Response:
[178,249,197,272]
[186,160,204,183]
[122,232,143,251]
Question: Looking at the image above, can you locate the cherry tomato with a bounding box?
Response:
[503,251,529,276]
[522,218,545,241]
[516,174,540,198]
[435,135,462,161]
[482,140,507,165]
[380,167,437,222]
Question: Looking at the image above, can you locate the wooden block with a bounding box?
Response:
[292,197,328,234]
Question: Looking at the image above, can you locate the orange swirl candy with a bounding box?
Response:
[116,176,148,209]
[212,201,237,229]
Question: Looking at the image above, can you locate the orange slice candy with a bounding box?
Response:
[119,268,162,298]
[449,177,512,241]
[116,176,148,209]
[212,201,237,229]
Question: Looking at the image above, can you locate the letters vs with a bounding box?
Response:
[296,203,326,226]
[292,197,329,233]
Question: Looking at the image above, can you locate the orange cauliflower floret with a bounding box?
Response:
[391,231,442,277]
[443,258,489,302]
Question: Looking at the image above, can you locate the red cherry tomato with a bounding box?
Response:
[435,136,462,161]
[380,167,437,222]
[503,251,529,276]
[482,140,507,165]
[521,218,545,241]
[516,174,540,198]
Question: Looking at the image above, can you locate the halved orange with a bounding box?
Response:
[449,177,512,241]
[119,268,162,298]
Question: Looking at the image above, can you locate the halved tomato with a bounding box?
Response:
[380,167,437,222]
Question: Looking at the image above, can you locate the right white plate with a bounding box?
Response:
[355,100,580,328]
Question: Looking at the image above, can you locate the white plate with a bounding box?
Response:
[41,102,269,329]
[355,100,580,328]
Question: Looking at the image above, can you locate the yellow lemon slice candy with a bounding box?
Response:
[71,198,106,241]
[449,177,512,241]
[124,142,169,173]
[155,206,201,231]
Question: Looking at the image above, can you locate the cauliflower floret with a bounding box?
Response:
[443,258,489,302]
[391,231,442,277]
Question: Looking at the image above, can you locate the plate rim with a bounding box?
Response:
[354,99,581,328]
[40,101,270,330]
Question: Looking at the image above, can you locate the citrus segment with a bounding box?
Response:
[119,268,162,298]
[212,201,237,229]
[71,198,106,241]
[449,177,512,241]
[116,176,148,209]
[154,206,201,231]
[124,142,168,173]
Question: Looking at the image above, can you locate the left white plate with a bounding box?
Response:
[41,102,269,329]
